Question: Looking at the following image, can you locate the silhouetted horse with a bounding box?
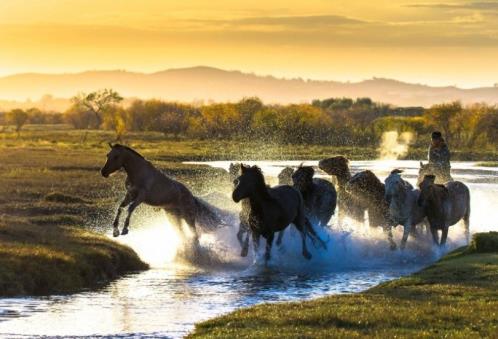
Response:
[346,170,397,249]
[232,164,326,262]
[229,163,251,256]
[292,165,337,227]
[318,156,367,225]
[418,174,470,246]
[385,169,427,249]
[101,143,223,245]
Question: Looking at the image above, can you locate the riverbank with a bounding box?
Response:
[190,232,498,338]
[0,221,148,296]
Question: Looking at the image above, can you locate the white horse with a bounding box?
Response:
[384,169,427,249]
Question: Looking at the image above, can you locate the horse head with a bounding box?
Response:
[417,174,449,208]
[292,165,314,192]
[101,143,127,178]
[318,156,349,177]
[232,164,266,203]
[385,169,412,205]
[278,167,294,185]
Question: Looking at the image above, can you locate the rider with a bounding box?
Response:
[428,131,452,182]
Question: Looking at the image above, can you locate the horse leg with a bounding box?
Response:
[430,227,440,246]
[384,226,396,250]
[236,223,245,247]
[121,193,144,235]
[440,227,449,247]
[112,193,132,237]
[241,230,250,257]
[276,230,285,246]
[305,218,327,250]
[464,210,471,244]
[400,221,412,250]
[252,232,260,256]
[184,213,200,247]
[264,233,275,262]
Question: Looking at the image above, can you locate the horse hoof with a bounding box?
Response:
[390,243,397,251]
[113,229,120,237]
[303,252,312,260]
[121,228,129,235]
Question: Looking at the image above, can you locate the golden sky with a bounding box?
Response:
[1,0,498,87]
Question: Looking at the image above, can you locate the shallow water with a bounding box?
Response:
[0,160,497,338]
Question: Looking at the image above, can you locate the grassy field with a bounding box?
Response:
[190,232,498,338]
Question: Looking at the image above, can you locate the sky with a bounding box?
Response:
[1,0,498,87]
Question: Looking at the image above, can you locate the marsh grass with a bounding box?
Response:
[190,233,498,338]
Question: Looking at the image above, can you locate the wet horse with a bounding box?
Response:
[385,169,427,249]
[346,170,398,249]
[291,165,337,228]
[232,164,326,262]
[101,143,223,244]
[229,163,252,256]
[418,174,470,246]
[318,156,367,225]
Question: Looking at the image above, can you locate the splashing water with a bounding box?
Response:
[0,160,496,338]
[378,131,414,160]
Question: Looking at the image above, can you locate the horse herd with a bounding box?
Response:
[101,144,471,263]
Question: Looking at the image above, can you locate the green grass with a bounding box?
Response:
[190,232,498,338]
[477,161,498,167]
[0,220,148,296]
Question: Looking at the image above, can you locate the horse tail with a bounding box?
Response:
[193,197,225,232]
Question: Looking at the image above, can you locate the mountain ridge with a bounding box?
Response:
[1,66,497,107]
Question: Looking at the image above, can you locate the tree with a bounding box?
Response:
[424,101,462,144]
[6,109,29,135]
[70,89,123,128]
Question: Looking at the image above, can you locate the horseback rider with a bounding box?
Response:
[428,131,452,182]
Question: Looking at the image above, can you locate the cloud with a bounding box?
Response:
[407,2,498,10]
[232,15,366,27]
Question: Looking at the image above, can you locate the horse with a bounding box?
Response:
[228,162,251,257]
[385,169,427,249]
[345,170,398,249]
[101,143,223,245]
[417,174,470,246]
[318,156,367,225]
[418,161,453,186]
[291,165,337,228]
[278,167,295,185]
[232,164,326,262]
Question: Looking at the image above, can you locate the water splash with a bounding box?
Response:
[378,131,414,160]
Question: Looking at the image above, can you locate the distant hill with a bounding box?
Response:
[1,66,498,107]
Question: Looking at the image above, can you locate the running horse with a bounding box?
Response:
[101,143,223,245]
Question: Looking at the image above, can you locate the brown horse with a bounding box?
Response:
[101,144,223,244]
[418,175,470,246]
[232,164,326,262]
[318,156,367,225]
[346,170,397,249]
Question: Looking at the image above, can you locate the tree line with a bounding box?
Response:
[1,89,497,150]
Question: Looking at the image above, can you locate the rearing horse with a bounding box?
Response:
[100,143,222,243]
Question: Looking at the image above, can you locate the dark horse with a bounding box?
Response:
[346,170,397,249]
[418,175,470,246]
[101,143,222,243]
[291,165,337,227]
[229,162,252,256]
[232,164,326,262]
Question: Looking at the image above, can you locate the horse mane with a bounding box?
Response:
[114,144,145,159]
[390,169,403,175]
[296,165,315,178]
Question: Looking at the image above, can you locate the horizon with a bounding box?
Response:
[0,65,496,91]
[2,0,498,88]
